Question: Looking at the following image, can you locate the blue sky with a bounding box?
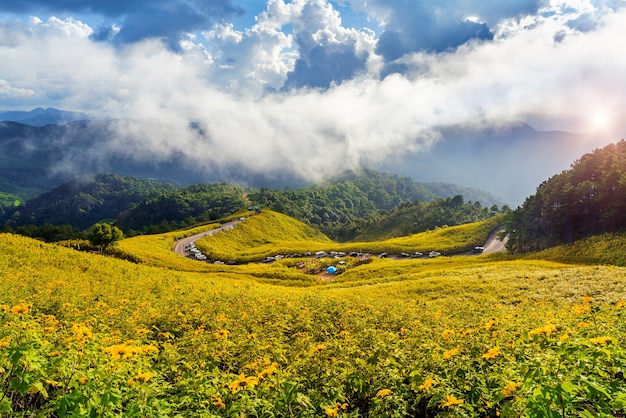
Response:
[1,0,625,201]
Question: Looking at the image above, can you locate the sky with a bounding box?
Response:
[1,0,626,203]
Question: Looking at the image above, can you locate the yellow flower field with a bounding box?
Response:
[1,212,626,416]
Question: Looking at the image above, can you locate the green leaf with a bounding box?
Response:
[559,381,580,395]
[0,396,11,414]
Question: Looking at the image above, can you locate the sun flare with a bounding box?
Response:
[591,112,609,129]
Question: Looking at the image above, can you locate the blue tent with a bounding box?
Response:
[326,266,338,274]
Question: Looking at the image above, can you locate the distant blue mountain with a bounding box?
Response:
[0,107,91,127]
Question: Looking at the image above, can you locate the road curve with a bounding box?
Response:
[173,220,240,257]
[481,228,508,254]
[172,220,508,261]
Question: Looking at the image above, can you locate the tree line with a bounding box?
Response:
[1,169,506,242]
[504,139,626,252]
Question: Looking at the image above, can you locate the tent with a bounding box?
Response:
[326,266,338,274]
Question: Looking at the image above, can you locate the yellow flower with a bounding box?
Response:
[617,300,625,309]
[442,329,454,340]
[72,323,93,343]
[482,346,501,360]
[312,343,327,353]
[77,376,88,384]
[529,324,557,336]
[325,406,339,417]
[103,343,156,360]
[258,363,278,379]
[10,304,30,315]
[212,395,226,409]
[581,296,593,303]
[485,319,497,330]
[0,337,11,348]
[215,329,229,339]
[103,343,136,360]
[141,345,159,354]
[45,379,62,387]
[442,395,464,407]
[229,374,258,393]
[136,328,152,336]
[376,389,392,398]
[418,377,435,391]
[443,349,460,359]
[589,336,612,345]
[503,381,517,396]
[135,371,155,382]
[572,305,591,314]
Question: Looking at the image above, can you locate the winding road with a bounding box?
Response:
[172,220,508,262]
[173,220,241,257]
[479,227,509,255]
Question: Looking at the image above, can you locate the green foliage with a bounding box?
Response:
[1,169,506,243]
[354,195,503,241]
[0,192,21,210]
[1,173,173,230]
[9,224,87,243]
[116,183,249,234]
[505,140,626,252]
[247,169,505,240]
[89,223,124,253]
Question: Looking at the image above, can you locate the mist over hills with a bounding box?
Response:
[1,110,615,207]
[383,121,605,206]
[0,108,92,127]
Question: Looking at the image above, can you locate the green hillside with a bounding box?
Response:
[0,169,506,241]
[1,174,174,230]
[352,195,505,241]
[505,139,626,252]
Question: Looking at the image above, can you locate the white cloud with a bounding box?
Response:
[0,79,36,99]
[0,3,625,184]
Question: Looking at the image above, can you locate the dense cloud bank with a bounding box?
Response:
[0,0,625,198]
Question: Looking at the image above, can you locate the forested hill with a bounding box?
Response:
[0,174,175,230]
[248,169,506,240]
[350,196,506,241]
[0,169,505,240]
[505,139,626,252]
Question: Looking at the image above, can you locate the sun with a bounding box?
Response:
[592,112,608,128]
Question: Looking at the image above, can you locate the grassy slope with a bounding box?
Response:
[1,233,626,416]
[194,210,500,263]
[2,213,626,416]
[528,232,626,267]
